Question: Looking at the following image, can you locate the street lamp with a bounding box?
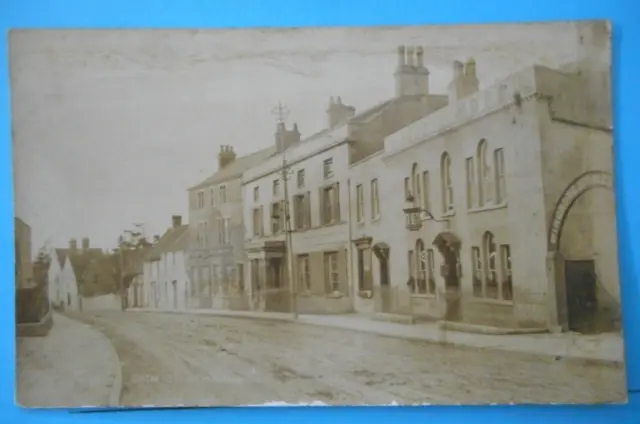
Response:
[402,200,448,231]
[271,102,298,319]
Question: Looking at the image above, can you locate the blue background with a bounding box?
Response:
[1,0,638,422]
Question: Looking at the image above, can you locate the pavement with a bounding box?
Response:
[71,310,627,406]
[128,307,625,366]
[16,312,122,408]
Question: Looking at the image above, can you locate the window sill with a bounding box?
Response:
[356,220,366,226]
[371,216,381,223]
[410,293,437,299]
[470,297,514,306]
[441,211,456,219]
[468,202,508,214]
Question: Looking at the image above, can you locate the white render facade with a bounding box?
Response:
[348,21,618,332]
[57,257,80,311]
[142,221,192,311]
[143,250,190,310]
[241,44,451,314]
[242,126,354,314]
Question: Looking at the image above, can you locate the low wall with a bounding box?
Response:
[82,294,122,311]
[16,285,50,324]
[16,309,53,338]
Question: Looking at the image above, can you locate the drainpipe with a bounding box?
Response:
[346,177,355,311]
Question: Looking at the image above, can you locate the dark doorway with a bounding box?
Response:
[380,254,390,312]
[565,260,598,334]
[268,258,282,289]
[172,281,178,309]
[442,246,462,321]
[433,231,462,322]
[373,243,390,313]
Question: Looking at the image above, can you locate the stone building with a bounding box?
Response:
[348,21,618,333]
[241,45,449,314]
[187,145,275,309]
[14,217,33,289]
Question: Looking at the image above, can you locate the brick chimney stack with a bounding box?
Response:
[394,45,430,97]
[81,237,90,251]
[172,215,182,229]
[274,121,302,152]
[448,58,479,102]
[326,96,356,128]
[218,145,237,169]
[69,238,77,253]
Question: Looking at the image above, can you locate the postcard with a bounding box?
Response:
[12,21,625,407]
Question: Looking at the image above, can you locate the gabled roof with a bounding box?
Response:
[146,225,189,262]
[54,248,69,268]
[188,147,277,191]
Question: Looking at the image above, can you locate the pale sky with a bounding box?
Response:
[10,23,579,255]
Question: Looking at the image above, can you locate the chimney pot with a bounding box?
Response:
[415,46,424,67]
[465,58,476,77]
[453,60,464,78]
[406,46,415,66]
[218,144,237,168]
[397,45,406,67]
[172,215,182,229]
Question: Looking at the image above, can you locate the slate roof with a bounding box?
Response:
[146,224,190,262]
[189,95,435,191]
[188,147,277,191]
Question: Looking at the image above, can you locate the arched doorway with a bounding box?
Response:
[373,242,391,312]
[547,170,618,334]
[433,230,462,321]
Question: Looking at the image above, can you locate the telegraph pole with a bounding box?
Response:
[271,102,298,319]
[117,235,126,311]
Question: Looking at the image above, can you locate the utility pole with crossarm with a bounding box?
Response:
[271,102,298,319]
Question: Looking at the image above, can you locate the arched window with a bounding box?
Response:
[441,153,453,213]
[477,139,492,206]
[482,231,498,298]
[411,163,421,206]
[415,239,427,294]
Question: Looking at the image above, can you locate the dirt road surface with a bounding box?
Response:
[67,311,626,407]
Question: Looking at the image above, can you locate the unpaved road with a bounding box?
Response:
[67,311,625,406]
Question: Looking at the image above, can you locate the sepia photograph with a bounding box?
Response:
[11,20,626,408]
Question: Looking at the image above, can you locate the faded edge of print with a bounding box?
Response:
[11,21,626,408]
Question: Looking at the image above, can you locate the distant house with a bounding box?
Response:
[48,248,67,307]
[142,215,191,310]
[50,237,103,311]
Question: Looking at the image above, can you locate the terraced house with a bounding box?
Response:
[241,45,449,314]
[348,21,617,334]
[187,144,275,309]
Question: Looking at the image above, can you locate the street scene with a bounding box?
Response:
[12,21,627,407]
